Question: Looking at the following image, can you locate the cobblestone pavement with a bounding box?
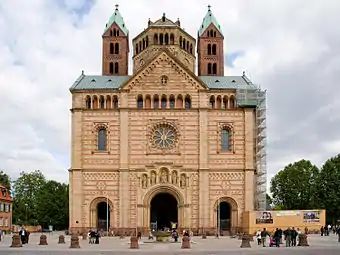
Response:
[0,232,339,254]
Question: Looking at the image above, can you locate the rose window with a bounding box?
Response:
[150,123,179,150]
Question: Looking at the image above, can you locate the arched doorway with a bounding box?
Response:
[150,193,178,230]
[217,201,231,233]
[97,202,110,231]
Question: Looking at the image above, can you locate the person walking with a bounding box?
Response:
[260,228,270,247]
[284,227,292,247]
[273,228,281,247]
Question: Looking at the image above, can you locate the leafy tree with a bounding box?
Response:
[315,154,340,224]
[36,181,69,230]
[12,170,46,225]
[270,159,319,210]
[266,193,273,206]
[0,170,11,194]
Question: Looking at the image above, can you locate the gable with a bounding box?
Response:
[121,51,208,92]
[103,22,128,37]
[201,23,223,38]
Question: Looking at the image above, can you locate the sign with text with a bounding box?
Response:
[256,211,274,224]
[276,211,300,217]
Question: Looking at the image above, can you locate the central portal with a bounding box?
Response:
[150,192,178,230]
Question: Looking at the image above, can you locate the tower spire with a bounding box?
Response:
[115,4,119,10]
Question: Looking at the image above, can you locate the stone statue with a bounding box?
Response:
[142,174,147,188]
[180,174,186,188]
[160,170,168,183]
[150,171,156,185]
[171,171,177,185]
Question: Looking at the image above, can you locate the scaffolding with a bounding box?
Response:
[236,85,267,211]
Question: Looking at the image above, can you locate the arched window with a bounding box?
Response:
[185,95,191,109]
[229,96,235,108]
[97,128,107,151]
[212,63,217,74]
[222,96,228,109]
[109,62,114,74]
[114,62,119,74]
[190,44,193,54]
[139,41,142,52]
[145,95,151,108]
[137,95,143,109]
[179,37,182,48]
[169,95,175,109]
[85,96,91,109]
[153,95,159,109]
[106,96,111,109]
[110,30,113,36]
[110,43,114,54]
[143,38,145,49]
[165,33,169,45]
[186,41,189,51]
[135,44,139,54]
[99,95,105,109]
[154,34,158,44]
[209,96,215,108]
[212,44,217,55]
[208,44,212,55]
[216,96,222,109]
[115,43,119,54]
[183,38,186,49]
[176,95,183,108]
[170,34,174,44]
[117,30,120,36]
[146,36,149,47]
[213,31,216,37]
[221,127,231,151]
[159,34,164,45]
[93,96,98,108]
[208,63,212,74]
[161,95,167,109]
[112,96,118,108]
[113,29,116,36]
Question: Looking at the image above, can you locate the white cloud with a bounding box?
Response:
[0,0,339,186]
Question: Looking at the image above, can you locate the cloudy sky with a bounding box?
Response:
[0,0,339,187]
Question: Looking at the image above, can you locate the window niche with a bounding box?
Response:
[93,123,109,153]
[218,123,234,153]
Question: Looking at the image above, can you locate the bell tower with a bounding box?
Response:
[102,4,129,76]
[197,5,224,76]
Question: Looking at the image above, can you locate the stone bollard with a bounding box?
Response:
[39,235,48,245]
[181,236,190,249]
[69,234,80,248]
[10,235,22,248]
[58,235,65,244]
[82,233,87,240]
[298,234,309,246]
[240,234,251,248]
[130,236,139,249]
[202,233,207,239]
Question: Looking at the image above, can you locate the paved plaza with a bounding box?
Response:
[0,232,339,254]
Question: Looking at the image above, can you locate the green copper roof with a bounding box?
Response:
[70,74,255,91]
[103,5,128,36]
[198,6,223,36]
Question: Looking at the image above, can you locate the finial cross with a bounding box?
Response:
[115,4,119,10]
[208,5,211,11]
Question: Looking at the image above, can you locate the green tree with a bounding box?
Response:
[12,170,46,225]
[270,159,319,210]
[36,181,69,230]
[266,193,273,208]
[315,154,340,224]
[0,170,11,194]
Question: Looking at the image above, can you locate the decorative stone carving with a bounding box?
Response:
[171,171,178,185]
[180,174,186,188]
[160,169,168,183]
[142,174,148,189]
[96,181,106,190]
[150,171,156,185]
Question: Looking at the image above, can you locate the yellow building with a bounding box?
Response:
[69,5,267,235]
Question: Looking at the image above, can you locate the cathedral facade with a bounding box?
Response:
[69,5,267,235]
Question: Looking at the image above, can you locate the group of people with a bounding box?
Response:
[87,230,101,244]
[321,225,340,236]
[256,227,301,247]
[18,228,30,244]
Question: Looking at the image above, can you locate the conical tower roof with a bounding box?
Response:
[198,5,223,37]
[103,4,128,36]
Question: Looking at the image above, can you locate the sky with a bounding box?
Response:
[0,0,339,188]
